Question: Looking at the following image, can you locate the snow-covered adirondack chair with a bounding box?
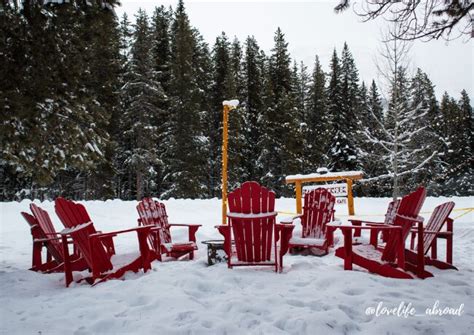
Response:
[328,187,429,279]
[407,202,457,270]
[349,199,401,243]
[21,204,87,273]
[136,198,201,261]
[281,188,336,256]
[55,198,152,287]
[216,181,294,272]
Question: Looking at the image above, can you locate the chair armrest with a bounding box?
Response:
[328,224,402,231]
[43,232,62,236]
[169,223,202,228]
[169,223,201,242]
[34,236,64,242]
[89,226,150,238]
[348,219,384,225]
[226,211,278,220]
[275,223,295,231]
[279,214,303,224]
[396,214,424,223]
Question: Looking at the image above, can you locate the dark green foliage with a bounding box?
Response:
[1,2,472,200]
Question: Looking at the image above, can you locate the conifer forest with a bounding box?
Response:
[1,0,473,201]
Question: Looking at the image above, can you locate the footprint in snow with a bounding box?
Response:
[286,299,305,307]
[341,288,364,296]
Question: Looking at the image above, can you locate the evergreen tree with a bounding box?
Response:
[207,32,231,197]
[328,43,360,172]
[227,37,246,190]
[151,5,172,92]
[260,28,300,194]
[439,91,473,195]
[406,68,442,193]
[305,55,330,173]
[241,36,266,182]
[355,81,388,195]
[120,9,167,200]
[163,0,208,198]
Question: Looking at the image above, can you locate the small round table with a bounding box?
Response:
[201,240,227,266]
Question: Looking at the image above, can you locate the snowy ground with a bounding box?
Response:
[1,197,473,334]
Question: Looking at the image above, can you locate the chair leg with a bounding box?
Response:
[343,229,353,270]
[62,235,73,287]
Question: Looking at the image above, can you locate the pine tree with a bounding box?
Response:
[151,5,172,92]
[305,55,330,173]
[120,9,167,200]
[207,32,232,197]
[163,0,208,198]
[227,37,246,190]
[260,28,300,194]
[241,36,266,182]
[406,68,442,192]
[439,91,473,195]
[328,43,360,172]
[355,81,388,195]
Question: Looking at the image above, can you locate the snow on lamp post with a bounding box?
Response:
[222,99,239,225]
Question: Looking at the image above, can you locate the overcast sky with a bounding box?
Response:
[117,0,473,100]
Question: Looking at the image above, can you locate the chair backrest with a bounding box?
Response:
[382,187,427,262]
[21,210,64,262]
[227,181,276,262]
[384,199,401,225]
[301,188,336,239]
[136,198,172,245]
[420,202,455,255]
[54,197,92,228]
[29,204,64,260]
[55,198,112,272]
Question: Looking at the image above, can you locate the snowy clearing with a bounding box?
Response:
[1,197,473,334]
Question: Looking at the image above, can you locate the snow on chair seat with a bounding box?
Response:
[289,236,326,247]
[406,201,457,270]
[55,197,152,287]
[330,187,429,279]
[136,198,201,261]
[216,181,294,272]
[285,188,336,255]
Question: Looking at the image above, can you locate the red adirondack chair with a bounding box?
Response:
[328,187,428,279]
[136,198,201,261]
[55,197,115,255]
[407,202,457,270]
[21,204,87,273]
[55,198,152,287]
[349,199,400,242]
[281,188,336,255]
[216,181,294,272]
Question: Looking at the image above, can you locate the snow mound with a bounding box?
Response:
[0,197,472,334]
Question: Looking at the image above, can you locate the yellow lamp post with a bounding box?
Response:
[221,100,239,225]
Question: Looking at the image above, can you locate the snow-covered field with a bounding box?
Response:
[1,197,473,334]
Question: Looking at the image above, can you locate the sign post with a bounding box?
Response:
[221,100,239,225]
[285,171,363,215]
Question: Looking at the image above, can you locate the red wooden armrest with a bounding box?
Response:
[279,214,303,224]
[168,223,201,243]
[275,223,295,230]
[90,226,150,238]
[226,211,278,220]
[423,230,453,235]
[169,223,202,228]
[396,214,424,223]
[34,236,72,243]
[329,224,402,231]
[348,219,384,225]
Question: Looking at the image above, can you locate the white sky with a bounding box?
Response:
[117,0,473,100]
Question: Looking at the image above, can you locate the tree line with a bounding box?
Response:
[1,0,472,201]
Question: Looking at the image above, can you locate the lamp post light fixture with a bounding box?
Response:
[221,99,239,225]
